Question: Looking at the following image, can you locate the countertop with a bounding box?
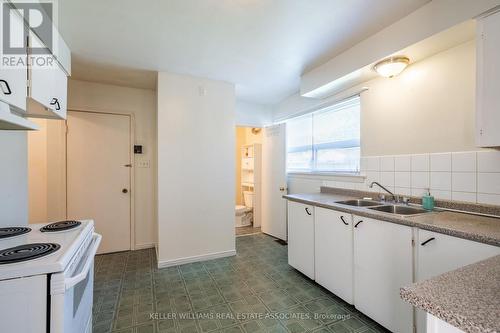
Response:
[283,192,500,247]
[400,255,500,333]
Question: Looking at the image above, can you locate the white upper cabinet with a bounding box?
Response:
[0,6,27,112]
[315,207,353,304]
[353,216,414,333]
[26,31,67,119]
[0,0,69,128]
[287,201,315,279]
[0,101,38,130]
[476,10,500,147]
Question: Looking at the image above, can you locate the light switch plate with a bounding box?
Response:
[137,160,150,168]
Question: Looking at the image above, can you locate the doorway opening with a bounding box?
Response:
[235,126,262,236]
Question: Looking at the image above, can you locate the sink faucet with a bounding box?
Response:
[369,182,398,202]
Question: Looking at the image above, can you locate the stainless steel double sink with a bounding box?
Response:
[335,199,430,216]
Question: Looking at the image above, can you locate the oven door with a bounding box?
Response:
[50,233,102,333]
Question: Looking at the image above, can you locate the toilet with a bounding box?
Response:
[235,191,254,227]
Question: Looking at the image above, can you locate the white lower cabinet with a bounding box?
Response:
[353,215,414,333]
[287,201,315,279]
[287,200,499,333]
[315,207,353,304]
[415,229,500,333]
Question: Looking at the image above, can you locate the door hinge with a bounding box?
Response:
[480,129,484,136]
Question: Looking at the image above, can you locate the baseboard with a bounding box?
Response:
[135,243,156,250]
[157,249,236,268]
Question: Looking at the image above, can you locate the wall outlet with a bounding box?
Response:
[137,160,150,168]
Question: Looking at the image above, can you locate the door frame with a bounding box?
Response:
[65,109,136,251]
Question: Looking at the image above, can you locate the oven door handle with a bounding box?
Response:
[64,233,102,290]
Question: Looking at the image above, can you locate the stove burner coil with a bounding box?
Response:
[0,227,31,239]
[0,243,61,264]
[40,220,82,232]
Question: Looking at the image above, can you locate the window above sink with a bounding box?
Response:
[286,96,360,174]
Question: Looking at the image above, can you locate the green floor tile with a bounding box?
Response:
[94,236,389,333]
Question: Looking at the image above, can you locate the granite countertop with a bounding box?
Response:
[400,255,500,333]
[283,192,500,246]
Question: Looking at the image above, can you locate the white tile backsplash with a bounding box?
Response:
[452,172,476,192]
[394,187,411,196]
[411,154,430,172]
[395,155,411,171]
[452,152,476,172]
[477,173,500,194]
[430,153,451,172]
[362,156,380,171]
[411,188,428,196]
[411,172,430,189]
[365,170,379,182]
[477,193,500,205]
[477,151,500,173]
[395,172,411,187]
[380,171,395,187]
[380,156,395,171]
[314,150,499,205]
[431,190,452,200]
[452,191,476,203]
[430,172,452,191]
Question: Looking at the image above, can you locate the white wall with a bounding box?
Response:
[157,72,235,266]
[236,100,273,127]
[27,118,68,223]
[0,131,28,226]
[28,119,48,223]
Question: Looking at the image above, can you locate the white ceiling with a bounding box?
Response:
[59,0,429,104]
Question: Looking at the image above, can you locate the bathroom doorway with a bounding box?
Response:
[235,126,263,236]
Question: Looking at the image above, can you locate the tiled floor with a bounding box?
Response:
[93,234,389,333]
[235,226,261,236]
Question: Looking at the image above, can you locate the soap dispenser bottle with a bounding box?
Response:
[422,189,435,211]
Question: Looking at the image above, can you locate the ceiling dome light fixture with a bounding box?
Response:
[373,56,410,78]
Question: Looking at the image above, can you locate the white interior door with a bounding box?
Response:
[261,123,287,240]
[66,111,131,254]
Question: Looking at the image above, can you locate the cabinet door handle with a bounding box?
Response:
[340,216,349,225]
[50,98,61,110]
[0,79,12,95]
[421,237,435,246]
[305,207,312,216]
[354,220,363,228]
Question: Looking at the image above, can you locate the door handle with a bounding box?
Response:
[0,79,12,95]
[305,207,312,216]
[354,220,363,228]
[124,164,132,167]
[421,237,435,246]
[340,216,349,225]
[50,98,61,110]
[279,187,286,192]
[122,188,128,194]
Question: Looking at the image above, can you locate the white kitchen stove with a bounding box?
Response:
[0,220,101,333]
